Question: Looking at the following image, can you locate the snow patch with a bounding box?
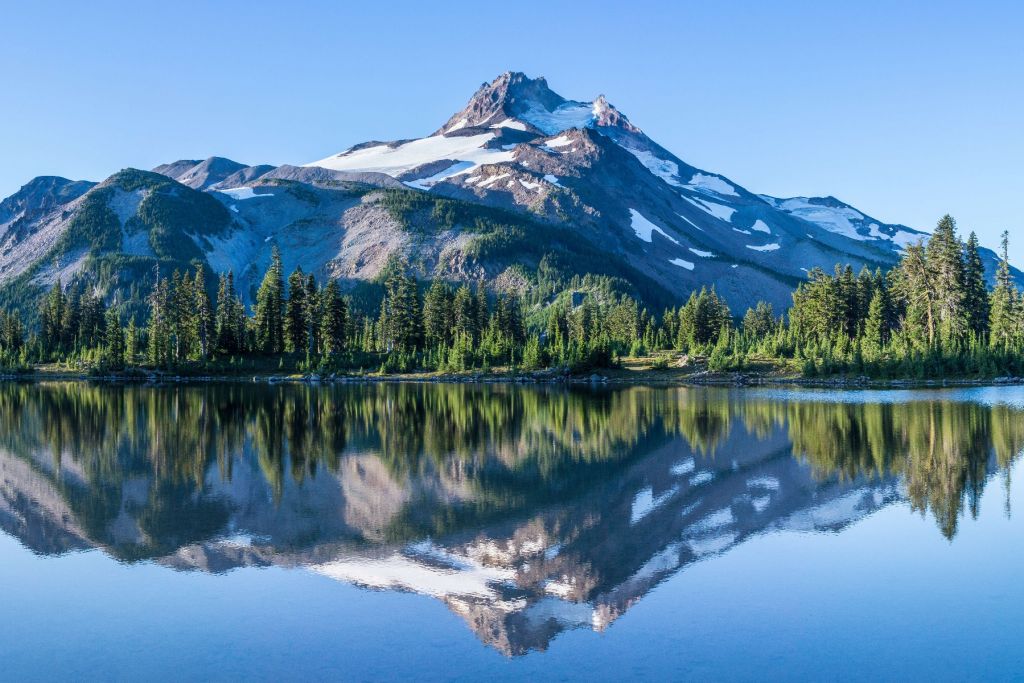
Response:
[490,118,529,131]
[669,257,695,270]
[543,135,574,149]
[746,243,781,252]
[750,219,771,234]
[688,173,738,197]
[767,197,866,240]
[623,147,683,187]
[683,195,735,222]
[219,187,272,201]
[689,248,714,258]
[630,209,679,244]
[404,160,474,190]
[478,173,511,189]
[675,213,703,232]
[543,174,562,187]
[520,101,594,135]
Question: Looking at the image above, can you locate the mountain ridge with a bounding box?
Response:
[0,71,1015,317]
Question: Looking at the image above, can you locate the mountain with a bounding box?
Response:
[0,71,1015,315]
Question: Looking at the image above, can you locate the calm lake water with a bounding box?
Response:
[2,381,1024,681]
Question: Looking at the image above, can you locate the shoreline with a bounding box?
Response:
[3,367,1023,390]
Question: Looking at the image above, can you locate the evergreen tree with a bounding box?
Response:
[319,278,347,356]
[452,285,476,342]
[862,288,887,361]
[147,270,172,367]
[926,214,967,343]
[285,265,308,353]
[963,232,989,335]
[103,308,125,369]
[990,231,1019,349]
[125,319,139,363]
[742,301,776,339]
[193,267,214,360]
[304,273,319,354]
[254,247,285,354]
[423,280,453,349]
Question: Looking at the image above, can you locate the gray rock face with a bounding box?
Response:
[153,156,274,190]
[0,176,94,233]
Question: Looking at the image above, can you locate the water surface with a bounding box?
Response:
[1,382,1023,680]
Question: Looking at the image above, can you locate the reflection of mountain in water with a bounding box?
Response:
[0,383,1020,655]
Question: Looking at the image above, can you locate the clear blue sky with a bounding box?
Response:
[2,1,1022,259]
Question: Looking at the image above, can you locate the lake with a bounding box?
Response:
[1,381,1023,681]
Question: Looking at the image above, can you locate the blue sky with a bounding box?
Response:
[2,0,1022,259]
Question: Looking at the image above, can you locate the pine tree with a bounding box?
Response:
[40,280,66,356]
[474,285,489,345]
[894,241,936,349]
[319,278,347,356]
[452,285,476,342]
[254,247,285,354]
[103,308,125,370]
[926,214,967,343]
[742,301,776,339]
[963,232,989,335]
[125,319,138,364]
[193,267,214,360]
[989,231,1019,349]
[285,265,307,353]
[147,270,172,367]
[423,280,453,349]
[304,273,319,354]
[862,288,887,361]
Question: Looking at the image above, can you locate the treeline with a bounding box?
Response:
[0,215,1021,378]
[729,218,1024,377]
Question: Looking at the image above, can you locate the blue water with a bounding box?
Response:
[1,383,1022,680]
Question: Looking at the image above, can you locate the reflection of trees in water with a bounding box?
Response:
[786,400,1024,538]
[0,383,1020,552]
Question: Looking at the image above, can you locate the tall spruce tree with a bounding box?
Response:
[989,231,1019,349]
[926,214,967,343]
[319,278,347,356]
[193,267,214,360]
[962,231,989,335]
[285,266,307,353]
[254,247,285,354]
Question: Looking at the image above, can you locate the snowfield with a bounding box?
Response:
[520,101,594,135]
[307,132,515,185]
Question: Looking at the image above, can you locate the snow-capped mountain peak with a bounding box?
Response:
[2,71,1016,319]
